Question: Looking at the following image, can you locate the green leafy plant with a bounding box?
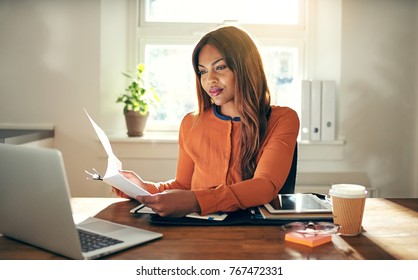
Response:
[116,63,160,115]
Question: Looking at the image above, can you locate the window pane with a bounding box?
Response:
[145,44,197,126]
[260,46,301,116]
[145,0,299,25]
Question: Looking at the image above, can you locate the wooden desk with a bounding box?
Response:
[0,198,417,260]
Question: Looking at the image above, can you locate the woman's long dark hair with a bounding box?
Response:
[192,26,271,180]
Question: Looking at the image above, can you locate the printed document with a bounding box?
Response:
[85,109,150,197]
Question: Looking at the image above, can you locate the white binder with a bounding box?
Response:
[301,80,311,141]
[321,81,336,141]
[310,80,322,141]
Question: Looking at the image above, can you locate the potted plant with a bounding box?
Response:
[116,63,160,137]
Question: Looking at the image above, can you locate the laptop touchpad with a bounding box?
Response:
[79,220,126,233]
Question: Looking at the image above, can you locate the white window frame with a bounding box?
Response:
[135,0,308,132]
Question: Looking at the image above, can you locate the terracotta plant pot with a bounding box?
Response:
[124,111,149,137]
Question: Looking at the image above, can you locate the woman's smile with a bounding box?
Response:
[209,86,223,96]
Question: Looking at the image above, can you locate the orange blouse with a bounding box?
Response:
[147,105,299,216]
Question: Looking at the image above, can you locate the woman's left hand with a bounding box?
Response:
[136,189,201,218]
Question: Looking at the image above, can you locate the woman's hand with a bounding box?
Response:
[111,187,131,199]
[111,170,148,199]
[136,190,201,218]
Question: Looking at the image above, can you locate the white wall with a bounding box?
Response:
[340,0,417,197]
[1,0,417,198]
[100,0,134,134]
[0,0,108,196]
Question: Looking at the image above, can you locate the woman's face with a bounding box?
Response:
[198,44,237,116]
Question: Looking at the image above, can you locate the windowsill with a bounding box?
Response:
[106,131,346,161]
[108,131,178,144]
[108,131,345,147]
[299,139,345,146]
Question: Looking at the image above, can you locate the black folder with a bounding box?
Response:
[147,206,333,226]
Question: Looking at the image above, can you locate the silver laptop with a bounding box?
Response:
[0,144,162,259]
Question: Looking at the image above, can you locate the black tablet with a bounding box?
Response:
[264,193,332,214]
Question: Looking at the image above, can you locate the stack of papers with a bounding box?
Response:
[129,204,228,221]
[285,232,332,247]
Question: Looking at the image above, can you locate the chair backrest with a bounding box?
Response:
[278,144,298,194]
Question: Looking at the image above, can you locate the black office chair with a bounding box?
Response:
[278,144,298,194]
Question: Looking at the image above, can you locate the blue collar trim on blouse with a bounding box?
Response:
[213,105,241,122]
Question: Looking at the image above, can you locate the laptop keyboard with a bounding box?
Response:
[78,229,124,253]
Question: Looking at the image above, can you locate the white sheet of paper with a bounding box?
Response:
[130,204,228,221]
[85,109,150,197]
[185,212,229,221]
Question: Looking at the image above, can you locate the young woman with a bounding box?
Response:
[114,26,299,217]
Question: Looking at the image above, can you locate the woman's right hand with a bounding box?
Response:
[111,187,131,199]
[111,170,148,199]
[119,170,145,187]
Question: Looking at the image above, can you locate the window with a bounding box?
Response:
[145,0,300,25]
[137,0,306,131]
